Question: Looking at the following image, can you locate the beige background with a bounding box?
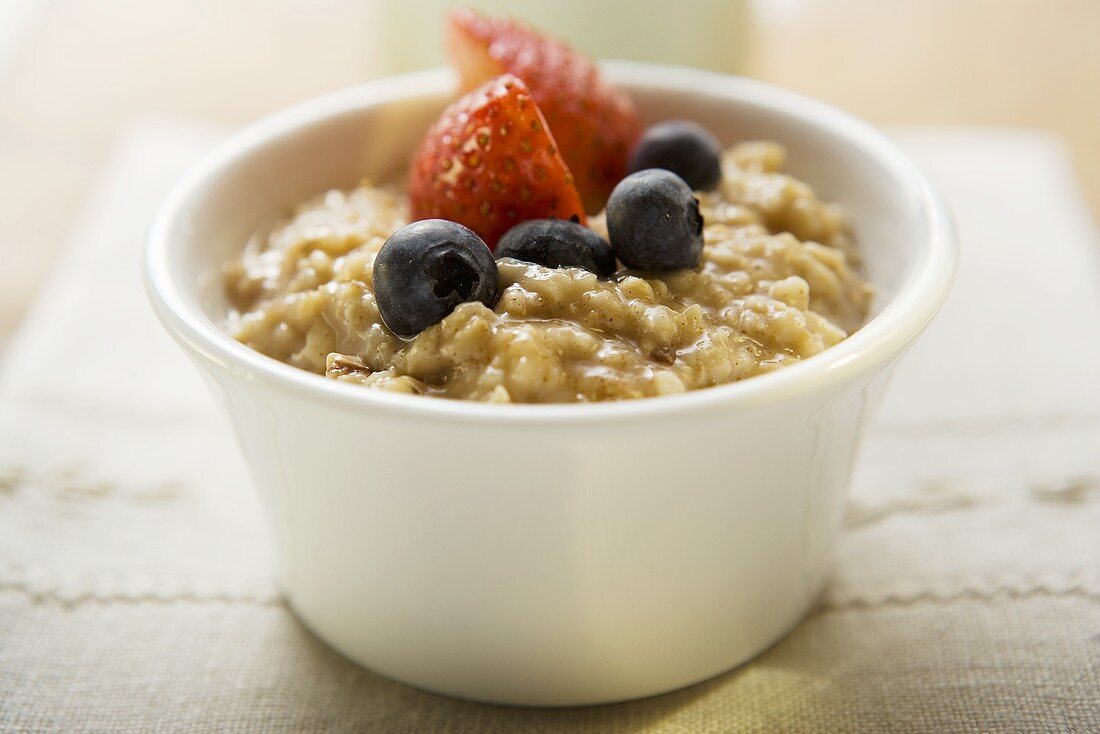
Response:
[0,0,1098,347]
[1,3,1099,731]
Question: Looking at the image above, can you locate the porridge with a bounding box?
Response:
[225,141,872,403]
[223,9,872,404]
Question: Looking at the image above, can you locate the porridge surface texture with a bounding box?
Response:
[225,142,873,403]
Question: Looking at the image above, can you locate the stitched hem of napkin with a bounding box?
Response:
[825,568,1100,609]
[0,560,280,606]
[2,562,1096,610]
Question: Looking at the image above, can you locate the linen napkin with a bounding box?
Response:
[0,122,1097,733]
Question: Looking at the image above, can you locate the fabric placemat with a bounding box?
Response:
[0,122,1097,733]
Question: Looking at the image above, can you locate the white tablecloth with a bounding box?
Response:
[1,123,1097,733]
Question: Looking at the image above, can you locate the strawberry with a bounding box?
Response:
[407,74,586,249]
[447,7,643,212]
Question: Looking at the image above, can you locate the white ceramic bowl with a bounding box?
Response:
[145,64,956,706]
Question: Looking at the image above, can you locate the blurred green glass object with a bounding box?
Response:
[372,0,753,76]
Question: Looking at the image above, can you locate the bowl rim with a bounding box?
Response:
[145,62,957,425]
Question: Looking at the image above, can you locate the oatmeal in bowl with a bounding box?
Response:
[226,144,870,403]
[225,15,873,403]
[145,6,955,707]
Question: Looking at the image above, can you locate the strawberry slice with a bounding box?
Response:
[447,7,643,212]
[407,74,586,249]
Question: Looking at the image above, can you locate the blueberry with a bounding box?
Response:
[628,120,723,191]
[496,218,617,276]
[373,219,500,338]
[606,169,704,272]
